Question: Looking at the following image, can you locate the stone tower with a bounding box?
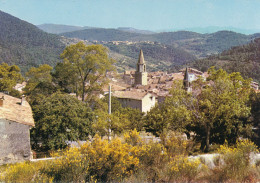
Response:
[183,67,192,92]
[135,49,147,85]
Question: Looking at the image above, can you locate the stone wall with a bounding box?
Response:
[0,119,32,165]
[118,98,142,111]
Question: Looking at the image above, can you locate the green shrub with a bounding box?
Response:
[209,139,259,182]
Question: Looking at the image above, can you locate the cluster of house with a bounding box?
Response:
[106,50,260,113]
[105,50,210,113]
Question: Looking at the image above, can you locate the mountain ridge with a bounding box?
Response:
[0,10,65,72]
[60,28,257,59]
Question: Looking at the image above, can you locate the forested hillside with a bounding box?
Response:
[0,11,65,72]
[61,28,256,59]
[61,28,141,42]
[37,24,93,34]
[190,38,260,82]
[1,10,260,76]
[106,42,196,72]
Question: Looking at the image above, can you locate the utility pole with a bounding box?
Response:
[108,85,111,141]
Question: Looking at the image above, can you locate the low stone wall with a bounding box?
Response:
[189,153,260,168]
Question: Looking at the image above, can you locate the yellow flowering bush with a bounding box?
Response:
[42,147,88,182]
[167,155,201,182]
[3,131,259,182]
[138,142,168,181]
[212,139,259,182]
[42,134,142,182]
[124,128,142,146]
[0,161,51,183]
[80,135,141,182]
[161,131,188,157]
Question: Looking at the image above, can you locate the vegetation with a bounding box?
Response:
[1,29,259,181]
[23,64,54,104]
[62,28,258,73]
[1,9,259,76]
[145,68,253,152]
[61,28,141,42]
[60,42,115,101]
[62,28,255,59]
[1,132,259,182]
[206,139,259,182]
[0,63,23,93]
[190,37,260,83]
[0,10,64,73]
[31,92,94,150]
[92,96,145,137]
[37,24,91,34]
[106,42,196,72]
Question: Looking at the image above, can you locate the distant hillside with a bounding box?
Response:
[0,11,65,72]
[117,27,154,34]
[179,31,250,58]
[37,24,93,34]
[161,26,260,35]
[61,28,142,41]
[105,42,196,72]
[189,38,260,83]
[61,28,256,59]
[38,24,154,35]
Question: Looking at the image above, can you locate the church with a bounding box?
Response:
[135,49,148,86]
[112,50,156,113]
[112,49,195,112]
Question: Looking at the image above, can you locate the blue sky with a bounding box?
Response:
[0,0,260,32]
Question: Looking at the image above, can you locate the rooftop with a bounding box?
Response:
[113,91,149,100]
[0,93,34,126]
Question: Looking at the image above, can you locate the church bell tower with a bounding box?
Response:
[135,49,147,85]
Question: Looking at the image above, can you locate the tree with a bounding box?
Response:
[145,80,192,136]
[23,64,55,105]
[23,64,53,94]
[60,42,115,101]
[190,67,252,152]
[92,96,144,137]
[0,63,23,92]
[52,62,79,93]
[249,92,260,146]
[145,68,253,152]
[31,92,94,150]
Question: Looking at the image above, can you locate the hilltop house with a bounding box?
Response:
[0,93,34,165]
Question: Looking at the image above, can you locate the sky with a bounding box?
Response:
[0,0,260,32]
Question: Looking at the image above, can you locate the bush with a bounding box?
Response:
[80,135,140,182]
[209,139,259,182]
[0,161,51,183]
[167,156,201,182]
[2,132,259,182]
[42,147,88,182]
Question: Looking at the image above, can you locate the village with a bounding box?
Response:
[0,46,259,182]
[105,49,259,113]
[1,49,260,166]
[1,0,260,181]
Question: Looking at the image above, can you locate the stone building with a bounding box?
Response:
[135,49,147,86]
[0,93,34,165]
[113,91,156,113]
